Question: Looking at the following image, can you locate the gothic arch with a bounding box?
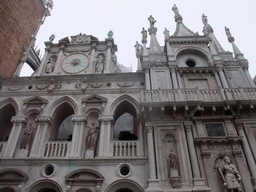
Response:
[110,94,140,118]
[175,46,212,64]
[27,179,63,192]
[48,96,78,116]
[105,179,144,192]
[0,98,19,115]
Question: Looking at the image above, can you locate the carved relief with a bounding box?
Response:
[8,86,24,91]
[75,77,89,91]
[117,82,134,87]
[47,78,62,92]
[45,56,57,74]
[90,82,102,88]
[20,122,35,150]
[94,54,105,73]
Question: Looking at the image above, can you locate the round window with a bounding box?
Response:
[119,164,131,177]
[186,59,196,67]
[42,164,55,177]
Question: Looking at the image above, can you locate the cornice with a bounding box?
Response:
[169,36,208,44]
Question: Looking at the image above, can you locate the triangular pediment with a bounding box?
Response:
[23,96,48,106]
[82,94,107,104]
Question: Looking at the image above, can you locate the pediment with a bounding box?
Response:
[66,169,104,184]
[23,96,48,106]
[82,94,107,104]
[0,169,28,182]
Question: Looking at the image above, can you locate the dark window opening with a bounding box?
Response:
[206,123,226,136]
[186,60,196,67]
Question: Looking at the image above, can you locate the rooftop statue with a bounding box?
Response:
[163,28,170,39]
[141,27,147,44]
[49,34,55,42]
[108,30,114,38]
[172,4,179,16]
[148,15,156,28]
[202,14,208,26]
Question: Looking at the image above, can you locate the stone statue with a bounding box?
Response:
[169,149,178,170]
[163,28,170,39]
[225,27,232,39]
[172,4,179,16]
[108,30,114,38]
[134,41,142,57]
[218,156,242,192]
[95,54,105,73]
[86,122,100,150]
[141,27,147,44]
[45,0,53,9]
[148,15,156,28]
[202,14,208,26]
[20,123,34,149]
[45,57,55,73]
[49,34,55,42]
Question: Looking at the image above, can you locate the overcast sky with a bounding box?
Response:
[21,0,256,78]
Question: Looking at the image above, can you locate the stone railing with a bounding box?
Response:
[141,88,256,103]
[0,141,6,156]
[112,141,138,157]
[43,141,71,157]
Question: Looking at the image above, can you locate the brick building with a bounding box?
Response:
[0,0,52,78]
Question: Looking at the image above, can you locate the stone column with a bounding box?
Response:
[2,116,27,158]
[70,116,87,158]
[145,67,151,90]
[53,43,65,73]
[236,120,256,189]
[29,117,51,157]
[88,43,96,73]
[170,65,178,89]
[216,65,229,88]
[33,42,52,76]
[242,65,255,87]
[97,117,109,157]
[104,41,112,73]
[146,124,157,179]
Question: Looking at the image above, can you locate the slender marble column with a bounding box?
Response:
[236,120,256,188]
[2,116,27,158]
[145,67,151,90]
[53,44,65,73]
[146,124,157,179]
[30,117,51,157]
[105,118,113,157]
[88,43,96,73]
[98,117,107,157]
[70,116,87,158]
[184,122,201,178]
[170,66,178,89]
[104,41,112,73]
[216,65,229,88]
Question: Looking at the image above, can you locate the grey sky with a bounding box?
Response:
[21,0,256,78]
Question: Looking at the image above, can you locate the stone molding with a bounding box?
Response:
[98,116,113,123]
[11,116,27,124]
[36,116,52,124]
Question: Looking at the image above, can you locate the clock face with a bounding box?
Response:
[61,53,90,74]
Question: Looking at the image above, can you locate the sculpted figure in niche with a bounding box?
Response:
[86,122,100,150]
[169,148,178,170]
[20,122,34,149]
[95,54,105,73]
[218,156,242,192]
[45,57,56,74]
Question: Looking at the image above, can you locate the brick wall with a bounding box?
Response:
[0,0,44,78]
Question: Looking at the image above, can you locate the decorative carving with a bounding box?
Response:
[117,82,134,87]
[58,37,70,44]
[107,30,114,38]
[8,86,23,91]
[20,122,35,149]
[75,77,89,91]
[49,34,55,42]
[184,121,192,130]
[47,78,62,92]
[172,4,182,23]
[36,85,49,90]
[218,156,242,192]
[94,54,105,73]
[45,57,56,74]
[90,82,102,88]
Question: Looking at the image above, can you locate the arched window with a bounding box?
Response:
[0,104,15,141]
[113,101,138,140]
[50,103,74,141]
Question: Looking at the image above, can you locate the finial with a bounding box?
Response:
[49,34,55,42]
[172,4,182,23]
[107,30,114,38]
[225,27,234,43]
[148,15,156,28]
[141,27,147,44]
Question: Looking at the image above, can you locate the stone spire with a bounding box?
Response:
[225,27,245,60]
[202,14,225,53]
[147,15,162,53]
[172,4,197,36]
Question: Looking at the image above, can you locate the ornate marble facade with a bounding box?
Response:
[0,5,256,192]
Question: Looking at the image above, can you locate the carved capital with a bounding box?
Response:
[72,116,87,123]
[98,117,113,123]
[11,116,27,125]
[184,121,192,131]
[216,65,224,72]
[36,116,52,125]
[146,124,154,133]
[170,65,177,73]
[91,43,97,50]
[235,120,244,131]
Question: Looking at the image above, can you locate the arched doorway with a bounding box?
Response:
[116,189,134,192]
[105,180,144,192]
[28,181,62,192]
[38,189,56,192]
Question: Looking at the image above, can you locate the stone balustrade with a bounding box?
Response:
[43,141,71,157]
[112,141,138,157]
[141,88,256,103]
